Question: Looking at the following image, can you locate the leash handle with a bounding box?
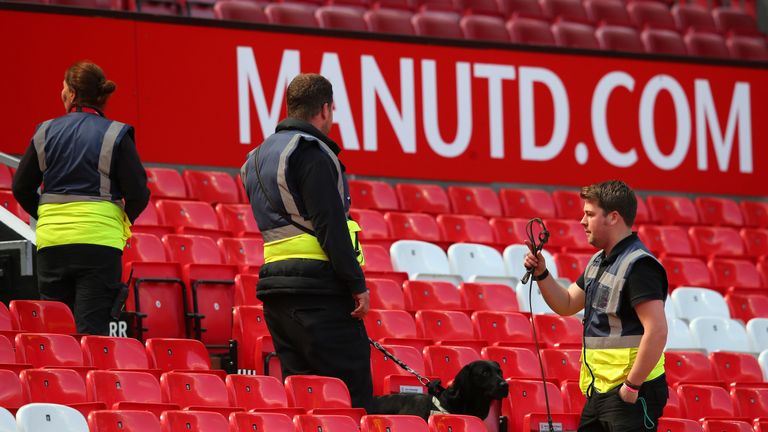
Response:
[520,218,550,284]
[369,338,431,387]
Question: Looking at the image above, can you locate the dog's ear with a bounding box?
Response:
[448,363,474,397]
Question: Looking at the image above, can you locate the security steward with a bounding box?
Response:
[241,73,373,410]
[13,61,150,336]
[524,180,668,431]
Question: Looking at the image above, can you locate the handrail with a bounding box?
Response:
[0,152,20,169]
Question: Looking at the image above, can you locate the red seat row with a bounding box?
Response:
[638,225,768,259]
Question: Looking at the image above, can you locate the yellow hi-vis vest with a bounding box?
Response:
[579,239,665,394]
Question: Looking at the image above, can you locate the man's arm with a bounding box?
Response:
[11,143,43,219]
[620,299,667,403]
[523,242,585,316]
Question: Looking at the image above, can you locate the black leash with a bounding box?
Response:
[368,338,445,396]
[523,217,556,432]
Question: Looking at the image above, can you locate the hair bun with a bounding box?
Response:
[101,80,117,95]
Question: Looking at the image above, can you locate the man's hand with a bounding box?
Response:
[351,291,370,319]
[619,384,639,404]
[523,239,547,277]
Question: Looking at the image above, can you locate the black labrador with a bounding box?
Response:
[369,360,509,421]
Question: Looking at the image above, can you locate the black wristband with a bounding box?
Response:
[624,379,641,390]
[534,269,549,281]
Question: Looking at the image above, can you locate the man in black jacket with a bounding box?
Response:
[241,73,372,410]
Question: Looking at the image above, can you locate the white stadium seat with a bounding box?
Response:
[16,403,89,432]
[746,318,768,352]
[665,318,701,351]
[671,287,730,321]
[503,244,558,280]
[664,299,676,321]
[0,407,14,432]
[447,243,517,286]
[515,280,557,315]
[758,349,768,381]
[390,240,462,285]
[689,316,752,353]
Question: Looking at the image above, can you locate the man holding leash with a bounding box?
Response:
[524,180,668,431]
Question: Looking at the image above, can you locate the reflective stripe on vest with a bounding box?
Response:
[33,119,126,207]
[264,219,364,266]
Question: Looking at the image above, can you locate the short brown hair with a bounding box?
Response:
[64,61,116,110]
[580,180,637,226]
[286,74,333,121]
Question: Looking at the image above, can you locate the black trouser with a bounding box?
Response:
[578,374,668,432]
[262,293,374,411]
[37,244,122,336]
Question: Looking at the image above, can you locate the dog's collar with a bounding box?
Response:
[429,396,450,416]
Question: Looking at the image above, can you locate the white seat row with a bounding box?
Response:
[666,316,768,354]
[0,403,89,432]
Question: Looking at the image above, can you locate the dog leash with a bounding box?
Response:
[369,337,445,396]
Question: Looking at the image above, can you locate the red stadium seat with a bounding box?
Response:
[349,180,399,210]
[661,256,712,288]
[545,219,593,252]
[412,11,463,38]
[228,412,296,432]
[481,346,541,380]
[123,232,167,264]
[560,380,585,414]
[350,209,391,246]
[80,335,153,371]
[214,1,267,22]
[685,30,731,59]
[86,370,178,416]
[672,4,716,33]
[361,415,429,431]
[215,204,260,238]
[370,344,430,395]
[364,9,416,34]
[712,7,759,35]
[541,349,581,383]
[132,201,173,239]
[533,315,582,349]
[20,368,106,417]
[447,186,502,218]
[740,228,768,258]
[725,291,768,322]
[635,196,652,225]
[596,25,645,52]
[504,379,578,432]
[364,309,427,351]
[423,345,481,385]
[710,352,763,386]
[628,1,676,30]
[760,258,768,288]
[730,387,768,420]
[701,420,753,432]
[490,217,528,246]
[501,0,546,17]
[415,310,482,351]
[15,333,88,370]
[553,252,593,282]
[146,168,187,200]
[218,237,264,271]
[10,300,76,334]
[689,227,744,258]
[231,306,274,373]
[741,200,768,228]
[88,410,162,432]
[160,372,238,415]
[0,369,27,411]
[294,414,359,432]
[0,164,11,190]
[50,0,121,7]
[123,260,187,340]
[638,225,694,257]
[461,0,501,15]
[695,197,744,227]
[437,214,495,245]
[385,212,442,242]
[460,15,510,41]
[428,414,487,432]
[367,278,406,310]
[641,28,687,55]
[708,258,763,291]
[499,189,556,219]
[727,34,768,61]
[657,418,705,432]
[541,0,588,22]
[396,183,451,215]
[234,274,260,306]
[459,282,520,312]
[361,244,394,273]
[0,190,30,223]
[284,375,365,420]
[507,16,556,45]
[552,21,600,49]
[146,338,218,373]
[225,374,298,413]
[585,0,632,27]
[646,195,699,226]
[663,351,719,387]
[264,3,319,27]
[677,384,737,420]
[471,310,535,346]
[157,200,228,240]
[551,190,583,221]
[403,280,463,311]
[316,5,368,31]
[183,170,240,204]
[160,410,229,432]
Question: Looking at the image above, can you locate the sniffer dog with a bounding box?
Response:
[369,360,509,421]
